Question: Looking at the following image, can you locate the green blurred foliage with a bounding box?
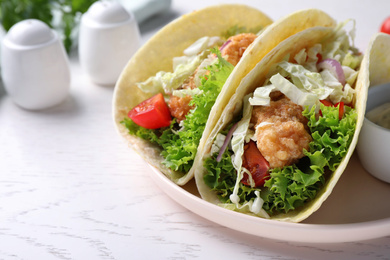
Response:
[0,0,98,53]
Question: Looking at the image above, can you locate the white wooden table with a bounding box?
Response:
[1,0,390,259]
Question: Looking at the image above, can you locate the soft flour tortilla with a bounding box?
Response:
[367,33,390,87]
[113,6,336,186]
[195,24,371,222]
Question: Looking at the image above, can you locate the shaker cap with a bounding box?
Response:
[6,19,55,46]
[86,1,131,25]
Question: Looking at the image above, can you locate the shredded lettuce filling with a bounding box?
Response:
[122,51,234,173]
[203,104,357,215]
[136,50,208,95]
[136,36,223,95]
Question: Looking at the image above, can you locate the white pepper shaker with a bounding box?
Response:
[1,19,71,110]
[79,0,141,85]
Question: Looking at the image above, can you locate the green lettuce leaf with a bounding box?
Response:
[121,117,164,145]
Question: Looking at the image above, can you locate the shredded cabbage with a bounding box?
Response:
[248,19,361,108]
[248,85,275,106]
[136,36,222,95]
[320,69,355,104]
[278,61,333,100]
[221,190,270,218]
[270,73,320,110]
[136,54,205,94]
[183,36,222,56]
[322,19,360,65]
[229,94,253,204]
[210,133,227,155]
[294,44,322,72]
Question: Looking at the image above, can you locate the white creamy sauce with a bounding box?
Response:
[366,102,390,129]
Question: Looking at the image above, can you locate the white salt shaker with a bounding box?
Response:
[79,1,141,85]
[1,19,71,110]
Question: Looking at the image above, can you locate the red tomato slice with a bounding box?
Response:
[320,99,333,107]
[316,53,323,63]
[335,102,345,120]
[380,17,390,34]
[128,93,171,129]
[241,141,270,187]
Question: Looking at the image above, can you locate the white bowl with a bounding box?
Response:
[357,83,390,183]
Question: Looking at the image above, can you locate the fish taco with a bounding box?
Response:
[113,6,336,186]
[195,16,369,222]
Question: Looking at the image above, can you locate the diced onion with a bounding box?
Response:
[216,123,238,162]
[317,58,346,86]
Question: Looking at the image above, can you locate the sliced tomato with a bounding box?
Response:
[241,141,270,187]
[320,99,333,107]
[128,93,171,129]
[316,53,323,63]
[380,17,390,34]
[335,102,345,120]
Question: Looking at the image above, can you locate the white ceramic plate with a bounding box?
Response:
[149,153,390,243]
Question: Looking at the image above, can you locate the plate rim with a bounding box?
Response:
[148,165,390,243]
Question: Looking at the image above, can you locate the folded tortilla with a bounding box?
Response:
[367,33,390,86]
[195,13,370,222]
[113,6,336,186]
